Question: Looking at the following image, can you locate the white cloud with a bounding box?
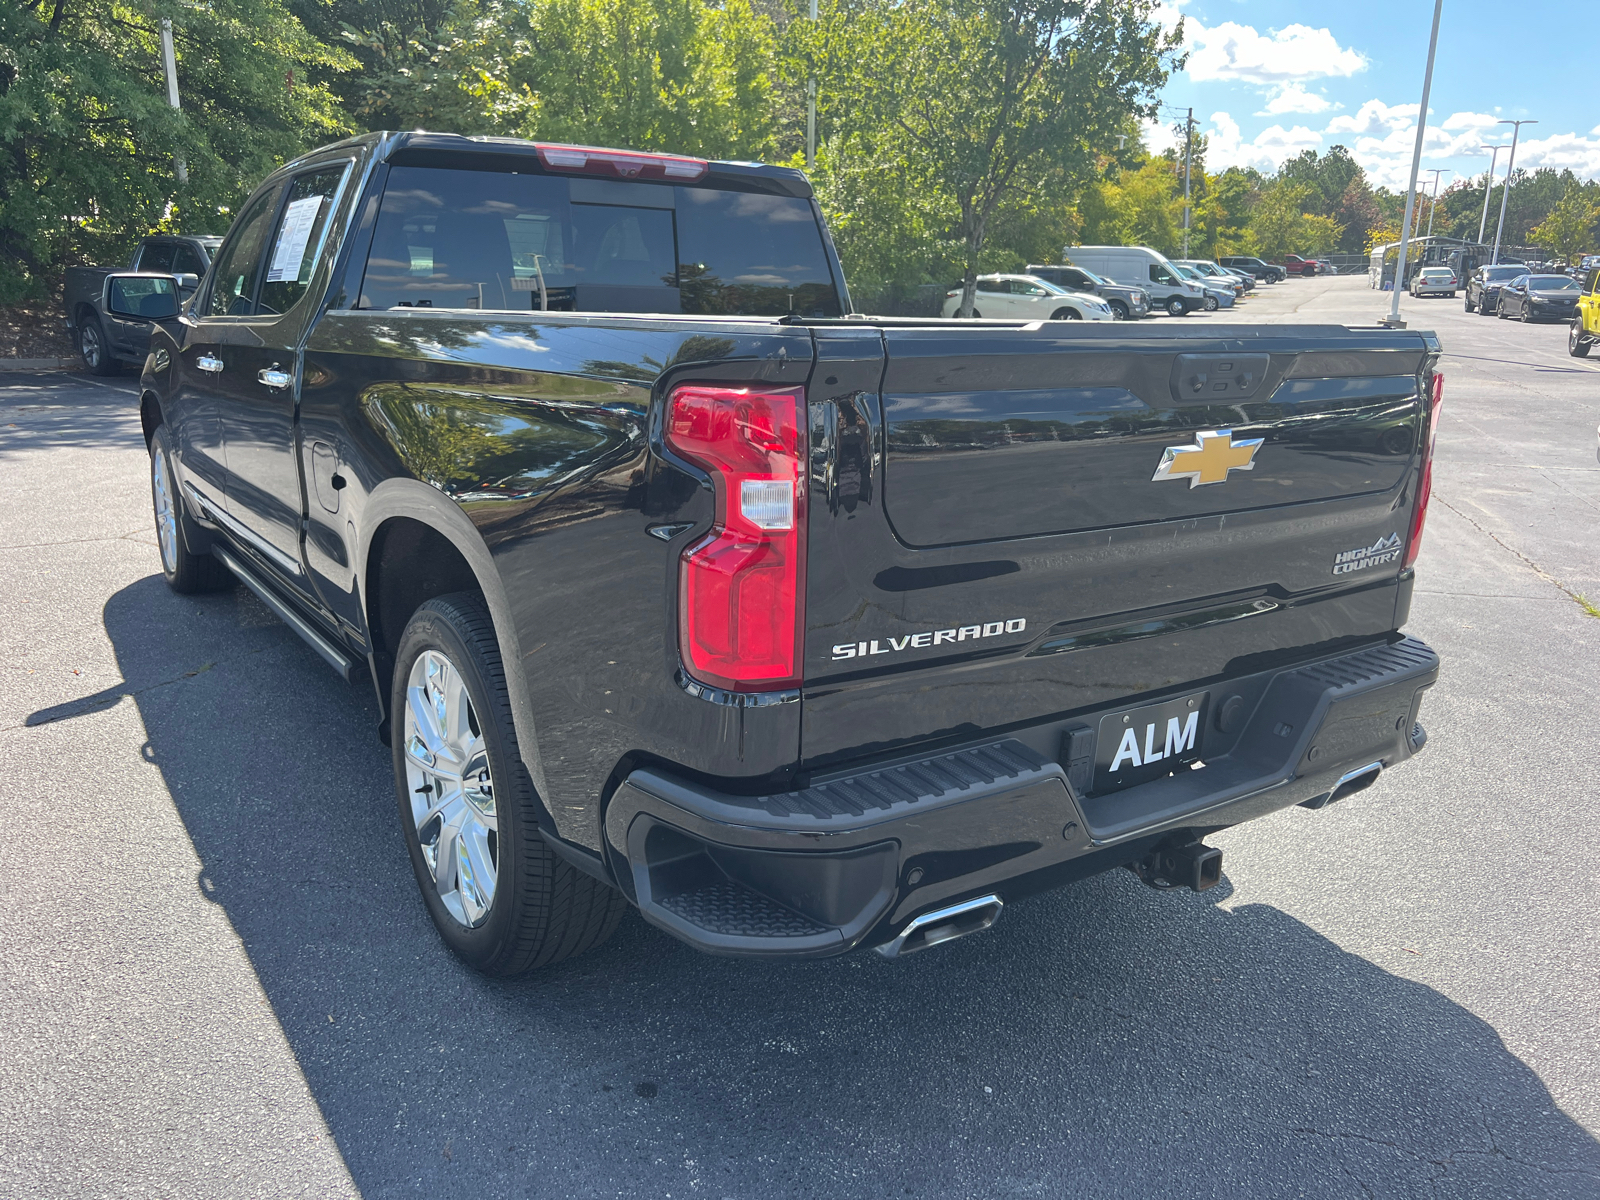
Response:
[1185,21,1367,85]
[1206,112,1322,172]
[1258,84,1337,116]
[1321,102,1600,188]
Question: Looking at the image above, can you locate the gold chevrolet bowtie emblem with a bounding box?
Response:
[1151,429,1263,488]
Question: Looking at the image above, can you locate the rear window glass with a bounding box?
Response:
[358,165,841,317]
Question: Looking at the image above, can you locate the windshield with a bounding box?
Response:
[1483,266,1525,282]
[1527,275,1578,290]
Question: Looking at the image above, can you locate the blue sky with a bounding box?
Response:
[1147,0,1599,191]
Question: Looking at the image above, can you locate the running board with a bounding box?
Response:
[212,545,359,682]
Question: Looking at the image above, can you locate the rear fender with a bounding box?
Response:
[357,478,552,809]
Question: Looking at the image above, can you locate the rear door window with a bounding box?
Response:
[138,243,176,273]
[258,166,349,316]
[359,165,841,317]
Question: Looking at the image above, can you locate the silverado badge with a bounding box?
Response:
[1151,429,1263,488]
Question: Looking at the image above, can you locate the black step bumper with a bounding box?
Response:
[604,636,1439,958]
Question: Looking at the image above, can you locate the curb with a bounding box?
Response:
[0,358,80,371]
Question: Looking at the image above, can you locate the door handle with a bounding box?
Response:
[258,365,292,390]
[196,354,224,373]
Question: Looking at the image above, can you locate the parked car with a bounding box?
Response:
[1220,256,1286,283]
[942,274,1113,320]
[63,234,220,374]
[1024,263,1149,319]
[1496,273,1583,322]
[1409,267,1457,298]
[1066,245,1209,315]
[138,130,1442,972]
[1172,264,1235,311]
[1464,265,1527,316]
[1569,268,1600,357]
[1174,260,1247,299]
[1279,254,1324,277]
[1216,265,1258,292]
[61,269,190,375]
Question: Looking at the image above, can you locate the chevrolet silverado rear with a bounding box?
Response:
[139,132,1441,972]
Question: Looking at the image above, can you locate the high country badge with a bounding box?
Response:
[1332,532,1403,575]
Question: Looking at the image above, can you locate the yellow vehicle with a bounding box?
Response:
[1572,267,1600,357]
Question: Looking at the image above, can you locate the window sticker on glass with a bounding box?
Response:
[265,195,325,283]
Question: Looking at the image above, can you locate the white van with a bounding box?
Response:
[1064,246,1208,316]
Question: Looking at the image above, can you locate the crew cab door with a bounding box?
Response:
[185,165,350,591]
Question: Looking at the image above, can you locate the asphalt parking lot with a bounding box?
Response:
[2,275,1597,1199]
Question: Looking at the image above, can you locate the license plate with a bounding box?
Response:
[1093,692,1208,793]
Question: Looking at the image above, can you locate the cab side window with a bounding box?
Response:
[258,167,348,316]
[138,243,176,273]
[1150,264,1175,284]
[206,188,282,317]
[172,243,207,277]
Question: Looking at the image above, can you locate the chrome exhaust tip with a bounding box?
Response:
[875,894,1003,960]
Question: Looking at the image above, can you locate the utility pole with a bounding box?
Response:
[160,18,186,184]
[1383,0,1443,329]
[805,0,818,171]
[1182,108,1193,258]
[1422,169,1449,239]
[1491,118,1537,265]
[1476,144,1507,245]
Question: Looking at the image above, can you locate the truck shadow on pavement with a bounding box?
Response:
[84,574,1600,1200]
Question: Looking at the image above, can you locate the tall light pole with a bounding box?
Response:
[805,0,818,171]
[1476,144,1507,245]
[1182,108,1194,258]
[1421,168,1449,239]
[160,18,186,183]
[1491,118,1536,265]
[1383,0,1443,328]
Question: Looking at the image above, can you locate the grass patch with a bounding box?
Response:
[1576,594,1600,620]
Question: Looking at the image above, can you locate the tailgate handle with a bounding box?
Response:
[1171,354,1270,403]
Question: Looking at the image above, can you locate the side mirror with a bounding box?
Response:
[106,273,180,320]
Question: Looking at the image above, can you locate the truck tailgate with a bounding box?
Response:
[802,322,1437,769]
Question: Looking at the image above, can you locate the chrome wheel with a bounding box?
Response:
[80,322,102,369]
[403,649,497,928]
[151,448,178,572]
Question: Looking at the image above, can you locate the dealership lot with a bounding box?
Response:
[2,275,1597,1198]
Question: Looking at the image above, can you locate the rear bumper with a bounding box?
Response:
[604,636,1439,959]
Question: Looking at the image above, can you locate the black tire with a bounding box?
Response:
[1108,300,1129,320]
[148,423,233,594]
[1165,296,1187,317]
[1570,320,1592,358]
[1049,307,1082,320]
[1520,304,1530,323]
[79,316,120,376]
[391,594,627,975]
[1496,302,1507,319]
[1464,293,1473,312]
[1480,293,1494,316]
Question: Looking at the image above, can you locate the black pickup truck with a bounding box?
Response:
[65,235,220,374]
[138,131,1442,972]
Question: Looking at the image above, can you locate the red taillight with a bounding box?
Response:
[534,142,708,182]
[1404,371,1443,568]
[666,384,807,691]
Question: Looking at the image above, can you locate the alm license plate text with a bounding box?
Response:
[1093,693,1208,793]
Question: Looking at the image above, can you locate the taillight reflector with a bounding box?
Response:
[666,384,807,691]
[534,142,708,182]
[1404,371,1443,568]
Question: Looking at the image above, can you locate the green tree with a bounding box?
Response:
[1248,178,1342,259]
[0,0,353,301]
[1530,182,1600,264]
[796,0,1179,316]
